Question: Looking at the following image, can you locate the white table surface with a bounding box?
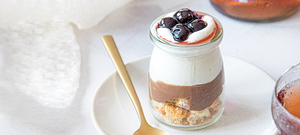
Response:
[1,0,300,134]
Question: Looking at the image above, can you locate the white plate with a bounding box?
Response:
[91,55,278,135]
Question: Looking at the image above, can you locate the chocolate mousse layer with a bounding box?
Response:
[149,69,224,111]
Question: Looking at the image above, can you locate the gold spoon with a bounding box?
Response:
[102,35,170,135]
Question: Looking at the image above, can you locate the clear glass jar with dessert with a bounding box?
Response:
[148,8,225,130]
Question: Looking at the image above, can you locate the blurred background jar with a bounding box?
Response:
[210,0,300,22]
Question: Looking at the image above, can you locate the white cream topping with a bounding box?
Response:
[157,13,216,43]
[157,28,173,41]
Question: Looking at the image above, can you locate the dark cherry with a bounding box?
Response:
[171,24,191,42]
[173,8,199,24]
[158,17,177,29]
[187,19,207,32]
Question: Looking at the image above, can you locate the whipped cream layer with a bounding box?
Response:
[149,47,223,86]
[156,12,216,44]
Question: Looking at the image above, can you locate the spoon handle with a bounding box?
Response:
[101,35,146,123]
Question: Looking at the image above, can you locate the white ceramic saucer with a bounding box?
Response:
[91,55,278,135]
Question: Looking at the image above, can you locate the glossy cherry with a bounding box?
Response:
[187,19,207,32]
[171,24,191,42]
[173,8,199,24]
[158,17,178,29]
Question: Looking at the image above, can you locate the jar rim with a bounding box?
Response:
[149,11,223,48]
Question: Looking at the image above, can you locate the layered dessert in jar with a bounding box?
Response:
[149,8,224,130]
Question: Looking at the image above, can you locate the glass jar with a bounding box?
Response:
[148,11,225,130]
[210,0,300,22]
[272,63,300,135]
